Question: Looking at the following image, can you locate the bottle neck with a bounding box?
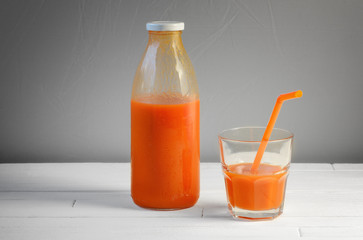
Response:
[148,31,183,45]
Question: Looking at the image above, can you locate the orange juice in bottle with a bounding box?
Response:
[131,21,199,210]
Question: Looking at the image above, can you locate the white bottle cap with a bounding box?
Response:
[146,21,184,31]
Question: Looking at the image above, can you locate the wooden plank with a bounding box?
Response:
[201,165,225,191]
[0,199,75,217]
[287,171,363,191]
[0,218,363,239]
[253,217,363,228]
[1,218,363,239]
[0,163,363,239]
[200,190,363,218]
[333,164,363,171]
[0,189,362,218]
[284,190,363,217]
[1,163,361,192]
[0,163,129,191]
[0,197,202,218]
[1,217,361,228]
[0,218,300,239]
[0,191,125,200]
[289,163,333,171]
[73,197,203,218]
[300,227,363,238]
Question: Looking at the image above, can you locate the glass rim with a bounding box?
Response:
[218,126,294,143]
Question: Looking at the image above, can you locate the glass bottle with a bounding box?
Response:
[131,21,199,210]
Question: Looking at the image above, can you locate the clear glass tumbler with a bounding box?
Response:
[218,127,294,220]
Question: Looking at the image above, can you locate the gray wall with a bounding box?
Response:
[1,0,362,163]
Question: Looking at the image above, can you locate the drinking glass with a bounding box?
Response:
[218,127,293,220]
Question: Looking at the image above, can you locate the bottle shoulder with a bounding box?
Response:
[132,40,199,100]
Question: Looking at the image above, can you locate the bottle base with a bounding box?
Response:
[131,195,199,211]
[135,205,194,211]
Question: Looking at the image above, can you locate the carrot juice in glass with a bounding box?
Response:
[219,127,293,220]
[131,22,199,210]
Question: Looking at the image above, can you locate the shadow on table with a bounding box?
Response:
[72,190,204,217]
[4,191,239,219]
[197,200,233,220]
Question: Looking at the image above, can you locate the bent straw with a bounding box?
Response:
[251,90,303,173]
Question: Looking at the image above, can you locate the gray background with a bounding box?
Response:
[0,0,362,163]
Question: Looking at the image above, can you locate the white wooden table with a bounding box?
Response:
[0,163,362,239]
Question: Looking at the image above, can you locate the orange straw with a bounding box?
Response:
[251,90,303,173]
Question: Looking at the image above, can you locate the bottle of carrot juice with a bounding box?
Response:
[131,21,199,210]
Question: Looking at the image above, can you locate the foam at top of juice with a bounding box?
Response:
[224,152,290,170]
[227,163,283,176]
[133,93,197,105]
